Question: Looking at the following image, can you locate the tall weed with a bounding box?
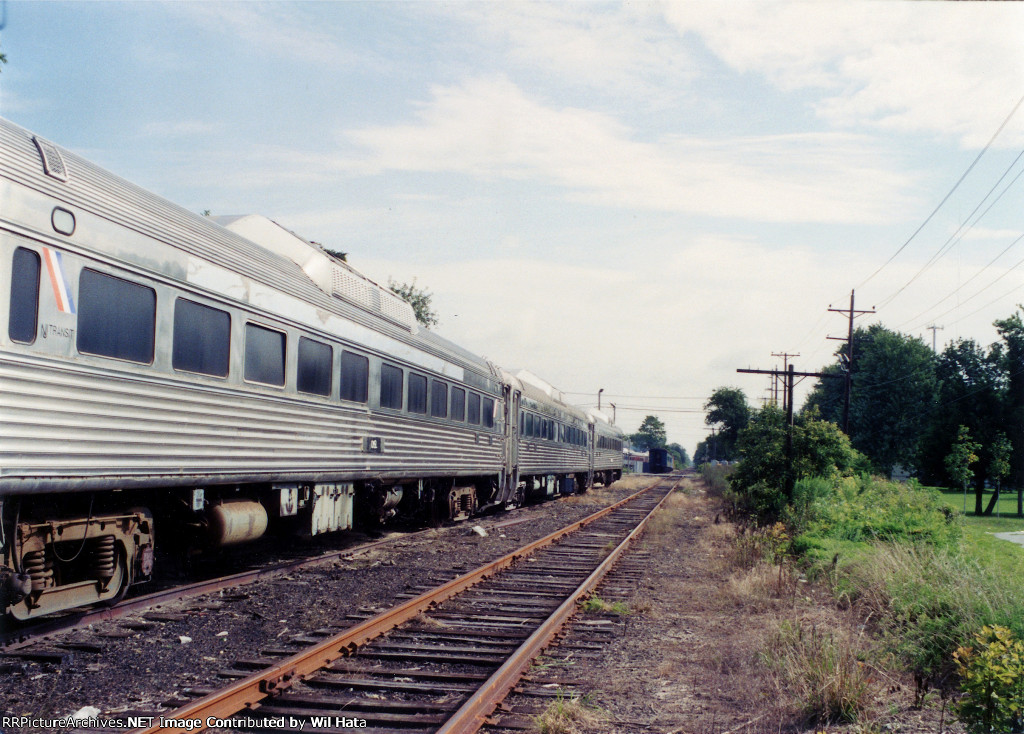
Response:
[848,543,1024,694]
[761,618,874,724]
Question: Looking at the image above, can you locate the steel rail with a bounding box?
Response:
[436,475,682,734]
[2,504,541,650]
[135,482,659,734]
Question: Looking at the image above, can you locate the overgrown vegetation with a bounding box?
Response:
[722,395,1024,726]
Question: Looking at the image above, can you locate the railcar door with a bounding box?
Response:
[587,423,596,489]
[503,386,521,504]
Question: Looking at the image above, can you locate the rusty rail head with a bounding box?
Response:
[434,475,683,734]
[135,481,661,734]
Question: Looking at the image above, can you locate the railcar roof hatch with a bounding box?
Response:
[212,214,417,332]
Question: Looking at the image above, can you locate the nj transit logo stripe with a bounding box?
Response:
[42,247,76,314]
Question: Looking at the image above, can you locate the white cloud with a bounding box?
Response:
[664,1,1024,147]
[342,76,911,224]
[446,2,696,102]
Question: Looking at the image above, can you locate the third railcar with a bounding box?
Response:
[0,118,623,620]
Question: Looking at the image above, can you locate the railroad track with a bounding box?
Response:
[125,475,682,734]
[0,504,548,651]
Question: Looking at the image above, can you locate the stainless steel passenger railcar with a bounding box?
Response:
[0,119,621,620]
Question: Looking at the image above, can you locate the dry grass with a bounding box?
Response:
[610,474,660,492]
[721,562,795,611]
[534,695,605,734]
[760,616,877,725]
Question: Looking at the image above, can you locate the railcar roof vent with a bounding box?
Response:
[213,213,418,332]
[32,136,69,182]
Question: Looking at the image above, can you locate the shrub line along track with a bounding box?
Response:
[1,512,540,651]
[132,476,681,734]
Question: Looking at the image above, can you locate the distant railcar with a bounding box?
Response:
[0,119,623,619]
[649,448,675,474]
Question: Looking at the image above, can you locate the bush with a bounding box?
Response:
[954,625,1024,733]
[799,476,961,548]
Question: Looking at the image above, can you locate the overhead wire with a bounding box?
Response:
[856,92,1024,290]
[877,148,1024,310]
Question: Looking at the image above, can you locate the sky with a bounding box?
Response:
[2,1,1024,456]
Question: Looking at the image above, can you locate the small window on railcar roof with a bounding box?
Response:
[78,268,155,364]
[451,386,466,422]
[408,372,427,414]
[244,323,286,386]
[9,248,41,344]
[340,350,369,403]
[173,298,230,377]
[297,337,332,396]
[380,362,403,410]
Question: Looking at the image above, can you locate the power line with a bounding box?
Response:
[857,92,1024,289]
[876,148,1024,310]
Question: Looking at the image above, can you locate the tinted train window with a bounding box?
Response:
[525,413,534,437]
[482,398,495,428]
[77,269,155,363]
[172,298,230,377]
[9,248,40,344]
[244,323,286,386]
[340,351,369,403]
[431,380,448,418]
[451,387,466,421]
[467,393,481,425]
[380,363,403,409]
[408,373,427,414]
[297,337,332,396]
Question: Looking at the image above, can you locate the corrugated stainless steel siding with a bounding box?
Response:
[0,354,502,493]
[518,439,588,475]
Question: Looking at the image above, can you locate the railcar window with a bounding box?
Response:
[244,323,286,386]
[380,363,404,409]
[520,411,525,434]
[451,387,466,421]
[172,298,230,377]
[78,269,155,364]
[339,351,369,403]
[9,248,41,344]
[525,412,534,437]
[467,392,481,425]
[431,380,448,418]
[297,337,332,396]
[483,397,495,428]
[408,373,427,414]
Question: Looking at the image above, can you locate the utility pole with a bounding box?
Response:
[926,325,944,353]
[828,290,875,434]
[738,364,844,499]
[771,352,800,409]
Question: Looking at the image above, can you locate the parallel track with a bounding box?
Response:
[133,475,682,734]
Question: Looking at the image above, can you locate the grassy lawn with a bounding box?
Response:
[935,485,1024,582]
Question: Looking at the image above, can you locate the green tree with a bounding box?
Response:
[728,404,860,521]
[703,386,751,461]
[995,310,1024,496]
[388,278,439,329]
[804,324,938,476]
[946,425,981,514]
[919,339,1005,490]
[665,442,690,468]
[984,432,1013,516]
[629,415,666,452]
